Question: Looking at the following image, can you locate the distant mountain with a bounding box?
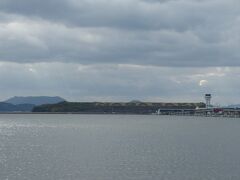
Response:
[0,102,34,112]
[227,104,240,108]
[4,96,65,106]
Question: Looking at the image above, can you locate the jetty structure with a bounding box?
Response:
[156,94,213,116]
[194,94,240,117]
[156,94,240,118]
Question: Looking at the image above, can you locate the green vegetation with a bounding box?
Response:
[32,101,205,114]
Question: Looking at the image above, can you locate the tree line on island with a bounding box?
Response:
[32,101,205,114]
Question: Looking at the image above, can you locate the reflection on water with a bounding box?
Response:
[0,114,240,180]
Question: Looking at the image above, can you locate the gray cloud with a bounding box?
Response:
[0,62,239,105]
[0,0,240,103]
[0,0,235,30]
[0,0,239,66]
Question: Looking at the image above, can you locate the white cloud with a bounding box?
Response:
[199,79,208,86]
[0,0,239,66]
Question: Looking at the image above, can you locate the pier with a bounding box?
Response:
[156,107,240,118]
[156,94,240,118]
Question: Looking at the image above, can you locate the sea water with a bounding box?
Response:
[0,114,240,180]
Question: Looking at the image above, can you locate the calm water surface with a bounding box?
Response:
[0,114,240,180]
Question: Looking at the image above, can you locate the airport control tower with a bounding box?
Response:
[205,94,212,109]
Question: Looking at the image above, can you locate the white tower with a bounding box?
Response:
[205,94,211,109]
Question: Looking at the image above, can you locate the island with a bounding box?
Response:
[32,101,205,114]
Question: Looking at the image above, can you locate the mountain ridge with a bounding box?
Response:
[0,102,34,112]
[226,104,240,108]
[4,96,65,106]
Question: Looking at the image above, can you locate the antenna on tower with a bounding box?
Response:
[205,94,211,109]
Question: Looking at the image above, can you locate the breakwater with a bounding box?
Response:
[156,107,240,118]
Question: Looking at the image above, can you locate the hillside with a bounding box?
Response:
[32,102,205,114]
[5,96,65,106]
[0,102,34,112]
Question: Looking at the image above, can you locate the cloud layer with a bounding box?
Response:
[0,0,239,103]
[0,0,239,66]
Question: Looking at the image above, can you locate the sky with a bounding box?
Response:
[0,0,240,105]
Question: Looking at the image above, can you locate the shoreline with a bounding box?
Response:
[0,112,239,118]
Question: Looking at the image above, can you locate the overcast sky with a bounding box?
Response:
[0,0,239,104]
